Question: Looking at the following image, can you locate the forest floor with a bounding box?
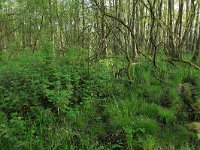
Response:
[0,48,200,150]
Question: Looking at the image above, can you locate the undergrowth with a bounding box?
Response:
[0,47,200,150]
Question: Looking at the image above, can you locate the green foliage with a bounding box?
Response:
[0,50,200,149]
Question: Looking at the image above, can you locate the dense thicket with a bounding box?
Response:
[1,0,199,60]
[1,48,200,149]
[0,0,200,149]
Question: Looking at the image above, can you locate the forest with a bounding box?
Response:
[0,0,200,149]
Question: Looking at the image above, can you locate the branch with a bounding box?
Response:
[153,73,168,84]
[0,23,23,39]
[92,0,133,36]
[169,58,200,71]
[162,58,180,68]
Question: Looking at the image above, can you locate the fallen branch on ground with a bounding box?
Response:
[168,58,200,71]
[162,58,180,68]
